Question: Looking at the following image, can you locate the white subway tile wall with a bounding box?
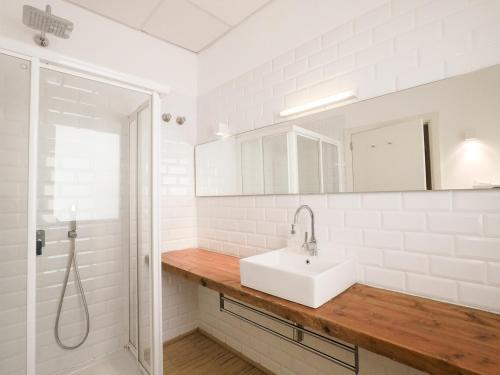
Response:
[160,138,197,252]
[163,1,500,374]
[195,193,500,375]
[0,55,30,375]
[162,273,198,342]
[198,190,500,313]
[196,0,500,314]
[192,5,500,373]
[197,0,500,143]
[159,96,199,342]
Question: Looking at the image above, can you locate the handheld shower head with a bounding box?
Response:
[22,4,74,47]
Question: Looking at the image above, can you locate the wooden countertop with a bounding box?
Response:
[162,248,500,375]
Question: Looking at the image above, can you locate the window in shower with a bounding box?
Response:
[52,125,120,221]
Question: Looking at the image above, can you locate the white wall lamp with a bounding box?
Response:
[215,122,229,138]
[464,129,478,141]
[279,90,357,117]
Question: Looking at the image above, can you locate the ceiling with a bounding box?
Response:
[65,0,272,53]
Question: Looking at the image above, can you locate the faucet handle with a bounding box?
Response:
[309,241,318,256]
[301,231,309,252]
[291,223,296,234]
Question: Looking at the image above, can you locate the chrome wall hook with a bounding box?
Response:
[162,113,187,125]
[162,113,172,122]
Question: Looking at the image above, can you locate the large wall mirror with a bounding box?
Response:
[195,65,500,197]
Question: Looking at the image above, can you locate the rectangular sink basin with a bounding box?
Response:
[240,248,356,308]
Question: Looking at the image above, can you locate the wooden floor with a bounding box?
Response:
[163,331,267,375]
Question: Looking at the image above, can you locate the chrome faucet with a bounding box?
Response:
[291,205,318,256]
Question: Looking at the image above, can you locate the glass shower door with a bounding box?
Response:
[0,52,31,375]
[128,104,152,371]
[137,105,152,370]
[35,67,153,375]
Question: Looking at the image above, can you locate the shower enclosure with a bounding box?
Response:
[0,48,163,375]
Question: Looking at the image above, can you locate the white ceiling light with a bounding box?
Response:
[279,90,357,117]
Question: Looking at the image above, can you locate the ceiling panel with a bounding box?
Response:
[67,0,161,28]
[189,0,271,26]
[143,0,229,52]
[63,0,273,52]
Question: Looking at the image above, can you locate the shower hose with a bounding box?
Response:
[54,222,90,349]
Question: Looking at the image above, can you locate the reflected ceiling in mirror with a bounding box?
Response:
[195,65,500,197]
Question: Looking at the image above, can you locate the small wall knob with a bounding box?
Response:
[162,113,172,122]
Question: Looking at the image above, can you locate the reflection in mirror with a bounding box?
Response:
[263,132,288,194]
[195,64,500,196]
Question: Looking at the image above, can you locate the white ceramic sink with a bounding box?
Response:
[240,248,356,308]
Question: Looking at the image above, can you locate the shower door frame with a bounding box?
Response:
[0,45,166,375]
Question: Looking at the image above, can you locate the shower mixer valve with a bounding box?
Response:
[68,229,78,239]
[68,220,78,239]
[36,229,45,256]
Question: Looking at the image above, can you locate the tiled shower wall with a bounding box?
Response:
[196,0,500,314]
[0,56,30,375]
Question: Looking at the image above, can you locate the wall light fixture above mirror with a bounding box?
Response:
[279,90,358,117]
[195,64,500,197]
